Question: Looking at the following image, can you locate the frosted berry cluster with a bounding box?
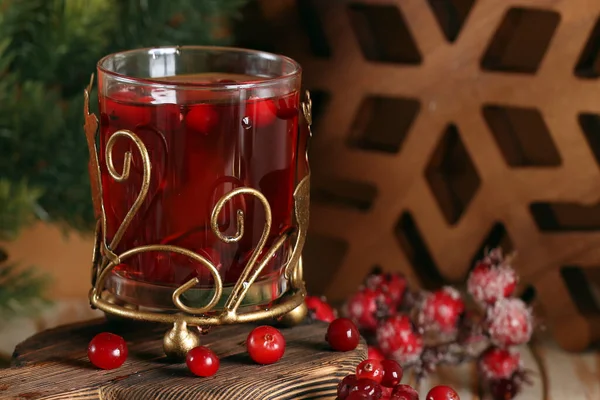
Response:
[308,248,535,400]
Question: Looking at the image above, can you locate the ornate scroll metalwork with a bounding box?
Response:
[84,77,310,356]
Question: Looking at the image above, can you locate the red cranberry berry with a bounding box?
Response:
[376,314,424,365]
[350,379,384,399]
[486,298,533,347]
[479,347,521,380]
[368,346,385,361]
[426,385,460,400]
[356,359,384,383]
[490,378,518,400]
[105,90,153,127]
[347,392,370,400]
[338,374,359,399]
[186,104,219,135]
[88,332,128,370]
[418,286,465,333]
[275,97,299,120]
[344,288,391,332]
[382,386,393,397]
[391,384,419,400]
[366,271,408,307]
[244,98,276,127]
[468,259,517,305]
[380,359,403,388]
[326,318,360,352]
[305,295,337,323]
[186,346,220,377]
[246,326,286,365]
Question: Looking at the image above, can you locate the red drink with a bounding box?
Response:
[97,48,303,308]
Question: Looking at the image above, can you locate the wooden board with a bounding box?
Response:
[0,319,366,400]
[238,0,600,351]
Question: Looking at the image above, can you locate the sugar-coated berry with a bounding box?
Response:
[186,346,220,377]
[486,298,533,347]
[356,359,384,383]
[418,286,465,334]
[467,259,517,305]
[350,378,383,399]
[380,359,403,388]
[479,347,520,380]
[326,318,360,352]
[344,288,390,332]
[305,295,337,323]
[391,384,419,400]
[490,378,518,400]
[246,326,286,365]
[426,385,460,400]
[368,346,386,361]
[87,332,128,370]
[337,374,359,399]
[366,271,408,307]
[376,314,424,365]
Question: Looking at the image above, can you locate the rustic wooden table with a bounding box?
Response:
[1,317,599,399]
[0,319,365,400]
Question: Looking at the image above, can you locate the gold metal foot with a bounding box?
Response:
[278,301,308,327]
[163,320,201,359]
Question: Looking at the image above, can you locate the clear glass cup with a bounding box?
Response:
[96,46,305,310]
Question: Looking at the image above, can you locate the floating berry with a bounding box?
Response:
[366,271,408,307]
[186,103,219,135]
[244,97,276,127]
[350,378,383,399]
[274,97,299,120]
[368,346,385,361]
[418,286,465,334]
[326,318,360,352]
[380,359,403,388]
[104,90,154,128]
[391,384,419,400]
[486,298,533,347]
[344,288,390,332]
[186,346,220,377]
[337,374,359,399]
[468,260,517,305]
[490,378,518,400]
[376,314,423,365]
[246,326,286,364]
[479,347,521,380]
[426,385,460,400]
[305,295,337,323]
[88,332,128,370]
[356,359,384,383]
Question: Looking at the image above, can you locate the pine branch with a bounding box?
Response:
[0,259,50,319]
[0,179,42,241]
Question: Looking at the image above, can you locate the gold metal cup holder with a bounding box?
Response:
[84,76,312,358]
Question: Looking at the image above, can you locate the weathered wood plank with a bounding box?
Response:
[0,319,366,400]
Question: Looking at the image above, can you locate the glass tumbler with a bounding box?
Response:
[95,46,306,311]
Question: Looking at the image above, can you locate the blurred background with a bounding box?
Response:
[1,0,600,365]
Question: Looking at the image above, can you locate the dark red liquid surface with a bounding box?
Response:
[99,74,300,286]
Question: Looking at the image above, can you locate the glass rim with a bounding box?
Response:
[97,45,302,91]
